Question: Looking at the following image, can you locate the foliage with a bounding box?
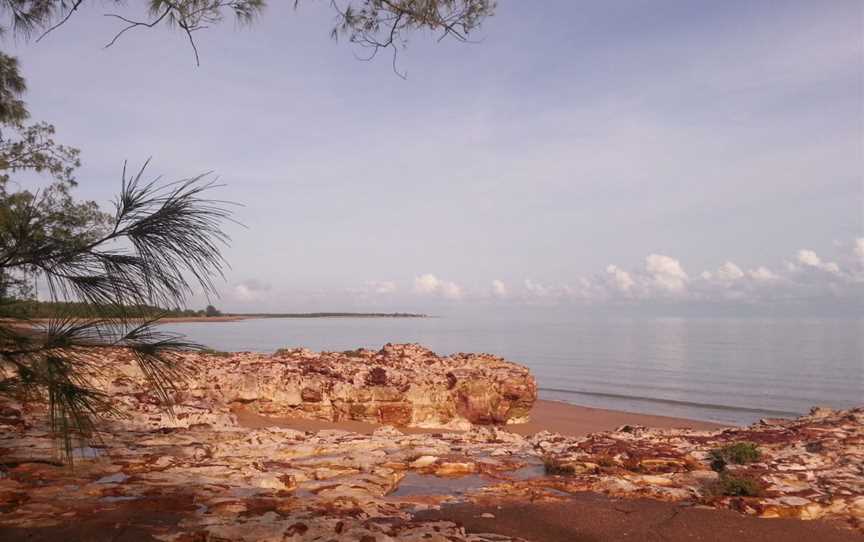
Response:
[0,52,26,126]
[0,121,81,185]
[708,442,761,472]
[204,304,221,317]
[0,300,206,319]
[0,1,494,69]
[0,160,232,458]
[706,473,765,498]
[0,48,231,458]
[330,0,495,74]
[0,0,495,462]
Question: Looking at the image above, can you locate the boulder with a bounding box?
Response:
[96,343,537,429]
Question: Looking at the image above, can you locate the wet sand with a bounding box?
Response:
[507,399,723,435]
[233,399,725,437]
[414,494,861,542]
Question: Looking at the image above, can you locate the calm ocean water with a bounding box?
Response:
[161,316,863,425]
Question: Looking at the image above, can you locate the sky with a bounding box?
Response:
[8,0,864,315]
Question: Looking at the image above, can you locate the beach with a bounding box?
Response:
[0,346,861,541]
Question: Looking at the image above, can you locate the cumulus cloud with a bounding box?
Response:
[795,249,840,274]
[367,281,397,294]
[414,274,440,294]
[394,239,862,311]
[413,274,463,300]
[524,279,551,298]
[491,279,508,298]
[605,265,635,293]
[499,238,860,309]
[645,254,688,293]
[702,262,744,282]
[232,278,272,301]
[747,266,779,281]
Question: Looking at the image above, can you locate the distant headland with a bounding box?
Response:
[231,312,428,319]
[0,300,428,322]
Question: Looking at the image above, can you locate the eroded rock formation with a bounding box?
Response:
[523,406,864,527]
[0,345,861,540]
[99,343,537,430]
[1,400,862,540]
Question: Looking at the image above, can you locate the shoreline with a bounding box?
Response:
[1,313,429,324]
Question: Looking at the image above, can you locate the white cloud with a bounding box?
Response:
[440,281,463,300]
[748,266,779,281]
[413,274,463,300]
[796,249,841,274]
[717,261,744,281]
[854,238,864,264]
[414,274,442,294]
[491,279,508,298]
[524,279,551,297]
[645,254,688,293]
[368,280,397,294]
[231,279,272,302]
[605,265,635,293]
[702,261,745,283]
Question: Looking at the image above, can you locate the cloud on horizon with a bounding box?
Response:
[334,237,864,312]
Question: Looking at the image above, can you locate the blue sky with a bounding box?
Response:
[9,0,864,314]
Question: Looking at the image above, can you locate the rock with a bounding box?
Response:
[525,407,864,530]
[435,462,476,476]
[1,348,862,539]
[779,496,811,507]
[851,497,864,518]
[87,344,537,430]
[410,455,439,469]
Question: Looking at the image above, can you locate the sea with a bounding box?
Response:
[160,315,863,426]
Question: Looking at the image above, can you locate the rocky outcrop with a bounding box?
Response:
[0,399,862,540]
[99,343,538,430]
[0,344,861,540]
[522,406,864,528]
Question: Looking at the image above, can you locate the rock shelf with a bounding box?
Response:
[0,346,861,540]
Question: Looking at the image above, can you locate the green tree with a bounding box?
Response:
[0,0,495,459]
[205,304,221,317]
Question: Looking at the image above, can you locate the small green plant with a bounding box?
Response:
[707,473,764,497]
[709,442,761,471]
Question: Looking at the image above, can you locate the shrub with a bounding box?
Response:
[709,442,761,471]
[542,455,577,475]
[707,473,764,497]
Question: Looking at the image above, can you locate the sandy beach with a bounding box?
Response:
[1,346,860,542]
[415,494,860,542]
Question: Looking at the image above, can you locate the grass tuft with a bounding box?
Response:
[708,442,761,471]
[706,473,764,497]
